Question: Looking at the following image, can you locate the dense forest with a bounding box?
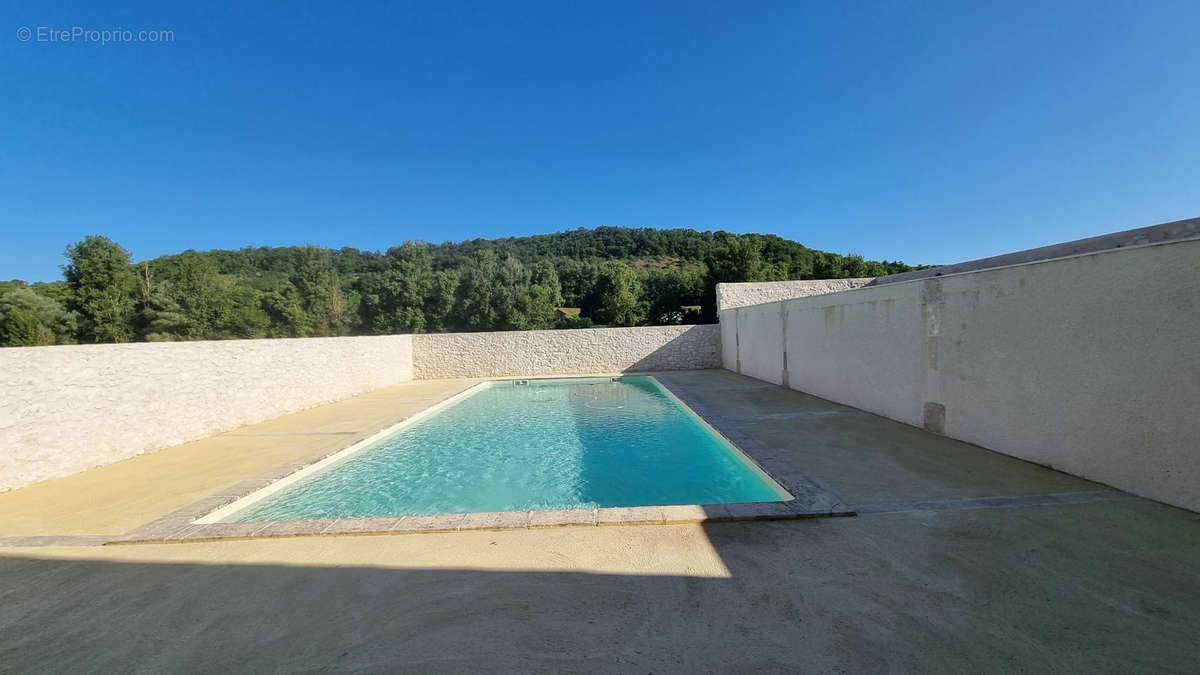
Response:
[0,227,926,346]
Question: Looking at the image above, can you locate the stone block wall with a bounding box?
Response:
[0,335,413,491]
[413,324,720,379]
[716,279,874,310]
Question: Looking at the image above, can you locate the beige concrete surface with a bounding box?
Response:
[0,380,468,536]
[1,334,414,491]
[655,370,1108,504]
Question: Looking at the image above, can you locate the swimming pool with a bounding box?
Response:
[202,376,790,523]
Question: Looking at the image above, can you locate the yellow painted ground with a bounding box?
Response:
[0,380,473,536]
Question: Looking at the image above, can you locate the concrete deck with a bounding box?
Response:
[2,370,1198,671]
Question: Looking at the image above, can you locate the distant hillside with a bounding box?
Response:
[0,227,926,346]
[150,226,917,279]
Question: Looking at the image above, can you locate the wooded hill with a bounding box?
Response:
[0,226,926,346]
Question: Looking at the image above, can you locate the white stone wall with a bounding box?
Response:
[0,335,413,491]
[716,278,874,310]
[413,325,720,379]
[1,325,724,490]
[721,238,1200,512]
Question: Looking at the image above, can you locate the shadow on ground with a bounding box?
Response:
[3,498,1199,672]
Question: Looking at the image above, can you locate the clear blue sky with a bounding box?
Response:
[3,1,1198,281]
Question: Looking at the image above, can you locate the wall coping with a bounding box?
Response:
[868,216,1199,287]
[720,217,1200,315]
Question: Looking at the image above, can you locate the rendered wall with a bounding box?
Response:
[0,335,413,491]
[734,303,785,386]
[413,324,720,379]
[716,278,874,310]
[720,239,1200,512]
[719,312,738,376]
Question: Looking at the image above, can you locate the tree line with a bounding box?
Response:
[0,227,925,346]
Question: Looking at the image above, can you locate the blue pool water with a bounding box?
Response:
[223,377,789,522]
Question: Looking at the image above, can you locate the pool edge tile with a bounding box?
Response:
[659,505,710,523]
[108,516,196,544]
[393,513,466,533]
[321,517,404,535]
[596,506,665,526]
[254,519,335,537]
[527,508,597,528]
[171,522,272,541]
[458,511,532,531]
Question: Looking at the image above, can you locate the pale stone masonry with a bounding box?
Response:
[0,335,413,491]
[413,324,720,379]
[716,278,874,310]
[1,325,722,491]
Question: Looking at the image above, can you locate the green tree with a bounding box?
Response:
[260,289,310,337]
[171,252,235,338]
[514,284,557,330]
[140,296,192,341]
[225,287,271,338]
[358,242,435,334]
[64,236,136,342]
[452,251,515,332]
[595,263,646,327]
[29,281,73,305]
[0,288,78,344]
[12,227,923,344]
[424,270,459,333]
[813,252,846,279]
[530,260,564,307]
[559,315,595,329]
[0,307,56,346]
[643,269,702,325]
[510,260,564,331]
[135,256,260,341]
[704,236,783,285]
[701,236,788,320]
[289,246,350,336]
[556,259,604,317]
[843,253,868,278]
[135,260,186,341]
